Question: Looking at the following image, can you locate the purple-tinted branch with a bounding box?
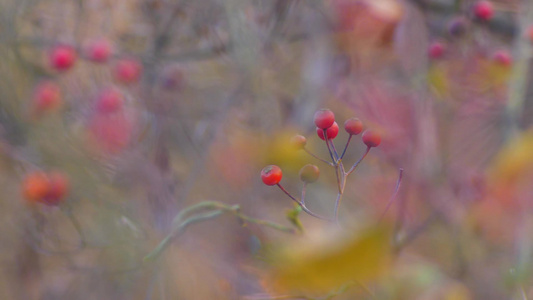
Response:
[303,148,334,166]
[346,146,371,176]
[340,135,353,159]
[323,129,336,163]
[276,184,331,221]
[379,168,404,222]
[328,139,340,161]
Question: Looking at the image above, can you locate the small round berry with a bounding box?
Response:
[299,164,320,183]
[493,50,512,66]
[428,42,445,60]
[290,135,307,149]
[344,118,363,135]
[33,81,62,114]
[22,172,50,203]
[84,39,113,63]
[261,165,283,186]
[448,17,468,37]
[316,122,339,140]
[49,45,77,71]
[113,58,143,84]
[473,1,494,21]
[43,172,69,205]
[313,109,335,129]
[362,130,381,148]
[95,88,124,114]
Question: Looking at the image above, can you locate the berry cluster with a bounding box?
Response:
[22,171,69,206]
[426,0,522,65]
[32,41,144,119]
[261,109,383,223]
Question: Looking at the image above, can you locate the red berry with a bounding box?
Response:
[473,1,494,21]
[22,172,50,203]
[21,171,69,206]
[95,88,124,114]
[88,112,134,154]
[33,81,62,114]
[314,109,335,129]
[84,39,112,63]
[344,118,363,135]
[290,135,307,149]
[299,164,320,183]
[316,122,339,140]
[261,165,283,186]
[493,50,512,66]
[43,172,69,205]
[49,45,77,71]
[428,42,445,60]
[362,130,381,147]
[113,59,143,84]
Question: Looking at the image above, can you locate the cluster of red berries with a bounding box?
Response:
[426,1,521,66]
[261,109,381,186]
[47,41,143,84]
[312,108,380,147]
[22,171,69,206]
[33,40,144,119]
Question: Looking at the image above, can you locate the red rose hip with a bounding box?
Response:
[473,1,494,21]
[261,165,283,186]
[84,39,113,63]
[43,172,69,205]
[113,58,143,84]
[428,42,445,60]
[49,45,77,71]
[95,88,124,114]
[314,109,335,129]
[493,50,512,66]
[316,122,339,140]
[344,118,363,135]
[33,81,62,114]
[362,130,381,147]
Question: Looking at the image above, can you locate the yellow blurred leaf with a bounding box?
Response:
[428,65,450,98]
[444,283,472,300]
[488,131,533,185]
[261,130,309,174]
[265,225,392,295]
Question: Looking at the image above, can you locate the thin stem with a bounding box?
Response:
[144,210,224,262]
[379,168,404,222]
[328,139,340,161]
[323,129,336,163]
[301,182,307,206]
[346,146,371,176]
[333,173,349,225]
[340,135,353,159]
[304,148,334,166]
[277,184,332,221]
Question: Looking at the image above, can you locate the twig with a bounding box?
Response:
[379,168,404,222]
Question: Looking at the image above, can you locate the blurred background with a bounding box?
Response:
[1,0,533,299]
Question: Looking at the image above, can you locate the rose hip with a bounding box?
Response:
[316,122,339,140]
[314,109,335,129]
[344,118,363,135]
[261,165,283,186]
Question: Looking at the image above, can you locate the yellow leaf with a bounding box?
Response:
[265,225,392,295]
[488,131,533,185]
[428,65,450,98]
